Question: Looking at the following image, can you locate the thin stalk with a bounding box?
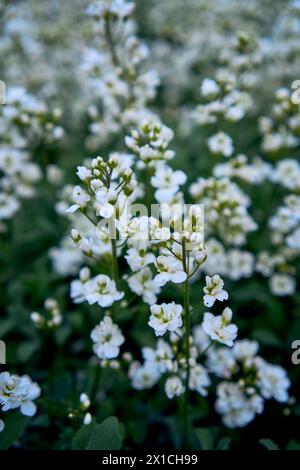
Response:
[182,241,191,448]
[145,165,152,213]
[91,365,101,404]
[111,238,119,288]
[199,340,215,360]
[104,20,120,67]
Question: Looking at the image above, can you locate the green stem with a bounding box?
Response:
[111,238,119,288]
[104,20,119,67]
[182,241,190,448]
[145,165,152,213]
[91,365,101,404]
[199,340,215,360]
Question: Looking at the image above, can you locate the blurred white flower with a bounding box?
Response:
[165,376,184,399]
[208,132,234,157]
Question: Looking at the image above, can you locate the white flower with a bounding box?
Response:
[270,273,296,296]
[0,194,19,220]
[50,243,83,277]
[125,122,174,164]
[227,249,254,281]
[208,132,234,157]
[80,393,91,408]
[233,340,259,361]
[70,267,91,303]
[127,267,161,305]
[148,302,183,336]
[67,186,91,213]
[78,237,94,256]
[130,362,161,390]
[165,376,184,399]
[117,215,150,240]
[125,245,155,272]
[17,376,41,417]
[206,348,236,378]
[0,373,21,411]
[193,325,210,352]
[151,164,187,202]
[91,316,124,359]
[287,227,300,250]
[216,382,264,428]
[95,187,116,218]
[83,412,92,425]
[203,275,228,307]
[0,372,40,417]
[201,78,220,97]
[202,308,238,347]
[142,339,174,373]
[188,364,211,396]
[258,361,290,403]
[76,166,92,182]
[154,255,187,286]
[271,159,300,190]
[85,274,124,307]
[0,419,4,432]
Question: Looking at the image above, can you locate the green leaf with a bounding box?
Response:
[72,422,95,450]
[0,411,30,449]
[252,329,282,348]
[259,438,279,450]
[87,416,123,450]
[195,427,214,450]
[17,340,40,362]
[217,437,231,450]
[73,417,123,450]
[286,439,300,450]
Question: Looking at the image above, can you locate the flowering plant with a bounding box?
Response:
[1,0,300,452]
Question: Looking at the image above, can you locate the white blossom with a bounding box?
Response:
[208,132,234,157]
[0,372,40,417]
[188,364,211,396]
[91,316,124,359]
[165,376,184,399]
[202,308,238,347]
[85,274,124,307]
[270,273,296,297]
[127,267,161,304]
[203,275,228,307]
[154,255,187,286]
[148,302,183,336]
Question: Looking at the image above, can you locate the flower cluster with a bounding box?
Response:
[0,372,41,432]
[259,88,300,154]
[211,340,290,427]
[83,0,160,150]
[4,0,298,448]
[30,298,62,329]
[190,177,257,246]
[0,86,64,230]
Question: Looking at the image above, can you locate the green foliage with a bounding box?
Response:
[259,439,280,451]
[72,417,123,450]
[0,412,30,450]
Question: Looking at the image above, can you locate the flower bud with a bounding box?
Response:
[195,250,206,265]
[71,229,81,243]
